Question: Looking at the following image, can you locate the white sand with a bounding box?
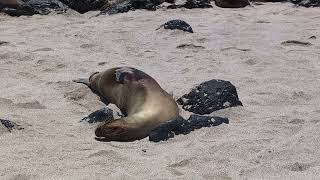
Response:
[1,3,320,179]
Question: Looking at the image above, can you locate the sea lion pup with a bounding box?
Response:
[74,67,179,142]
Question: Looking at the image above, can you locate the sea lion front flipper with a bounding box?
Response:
[73,78,90,86]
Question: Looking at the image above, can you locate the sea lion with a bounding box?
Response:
[74,67,179,142]
[0,0,20,5]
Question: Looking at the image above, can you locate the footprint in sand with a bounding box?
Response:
[168,159,191,168]
[64,87,91,101]
[0,97,13,105]
[18,55,33,61]
[16,72,37,78]
[15,100,46,109]
[288,118,305,124]
[80,43,96,49]
[180,68,190,74]
[243,59,258,66]
[196,38,209,43]
[286,162,312,172]
[32,47,53,52]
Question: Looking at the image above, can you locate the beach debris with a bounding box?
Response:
[167,0,212,9]
[177,79,243,115]
[156,19,194,33]
[214,0,250,8]
[149,115,229,142]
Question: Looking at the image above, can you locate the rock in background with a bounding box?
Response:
[291,0,320,7]
[214,0,250,8]
[0,0,68,16]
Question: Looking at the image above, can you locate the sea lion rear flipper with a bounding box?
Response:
[73,78,90,86]
[95,119,141,142]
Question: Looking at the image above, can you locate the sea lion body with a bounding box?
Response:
[0,0,20,5]
[86,67,179,141]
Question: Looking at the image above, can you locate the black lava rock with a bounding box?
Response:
[167,0,212,9]
[99,0,162,15]
[214,0,250,8]
[291,0,320,7]
[177,79,243,115]
[0,0,68,16]
[59,0,107,13]
[149,115,229,142]
[81,107,115,123]
[156,19,194,33]
[0,119,22,132]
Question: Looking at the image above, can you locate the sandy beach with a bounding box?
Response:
[1,2,320,179]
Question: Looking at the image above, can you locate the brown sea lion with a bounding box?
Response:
[74,67,179,142]
[0,0,20,5]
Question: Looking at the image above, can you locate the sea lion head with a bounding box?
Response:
[88,71,100,91]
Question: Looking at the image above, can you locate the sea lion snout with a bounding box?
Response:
[89,71,100,81]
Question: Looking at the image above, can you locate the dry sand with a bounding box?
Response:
[1,2,320,179]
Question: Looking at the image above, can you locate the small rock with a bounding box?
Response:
[156,19,194,33]
[81,107,115,123]
[0,119,23,132]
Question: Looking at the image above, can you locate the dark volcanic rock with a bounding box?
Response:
[0,0,68,16]
[177,79,243,115]
[149,115,229,142]
[156,19,194,33]
[214,0,250,8]
[59,0,107,13]
[81,107,115,123]
[167,0,212,9]
[291,0,320,7]
[99,0,162,15]
[0,119,23,132]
